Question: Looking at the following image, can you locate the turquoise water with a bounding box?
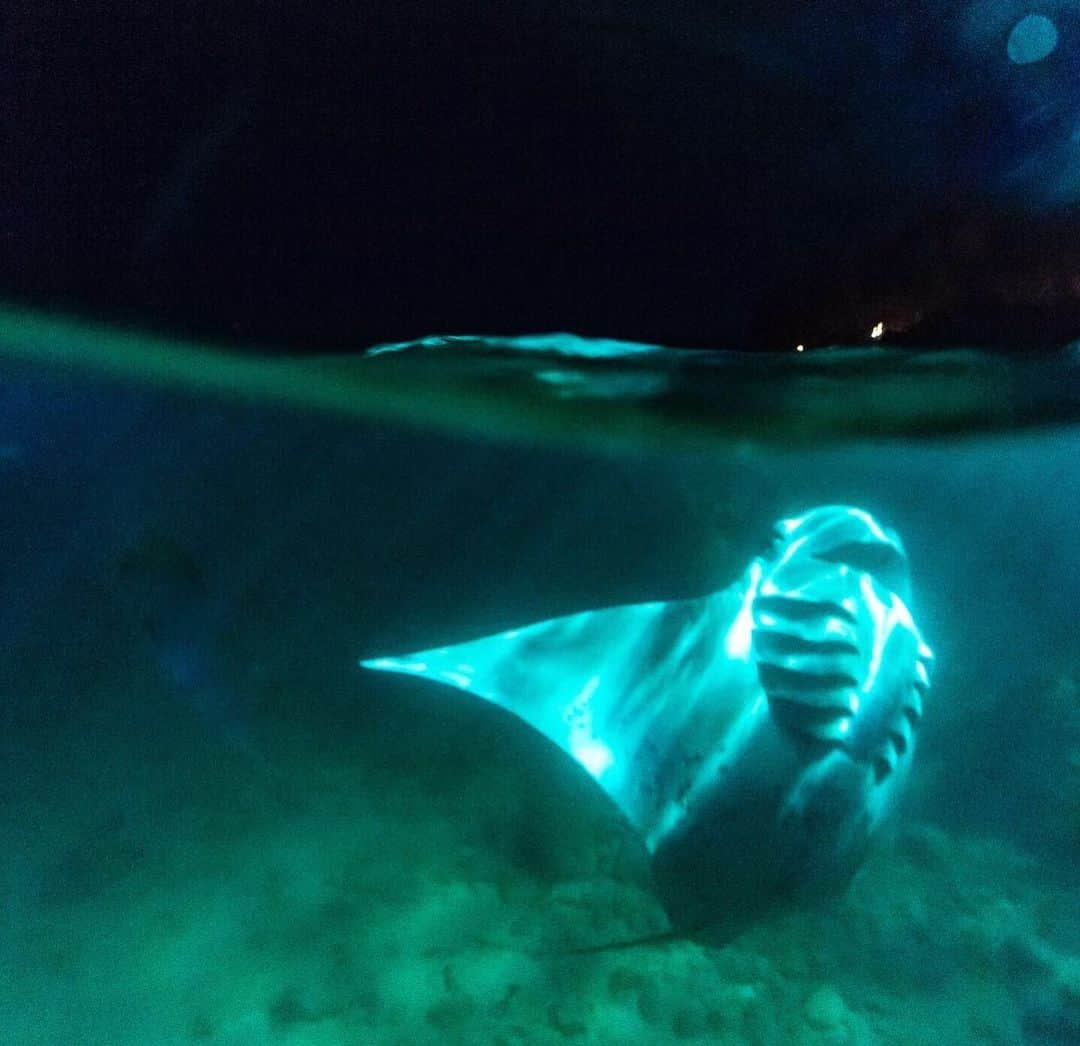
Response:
[1,319,1077,1044]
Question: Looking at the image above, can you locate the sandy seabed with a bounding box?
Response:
[2,665,1076,1046]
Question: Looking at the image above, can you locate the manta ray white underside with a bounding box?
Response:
[364,505,933,941]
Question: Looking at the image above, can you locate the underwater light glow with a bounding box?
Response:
[563,675,615,778]
[442,671,472,688]
[573,737,615,777]
[724,561,762,659]
[1007,14,1058,65]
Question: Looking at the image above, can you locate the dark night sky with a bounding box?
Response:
[3,0,1080,351]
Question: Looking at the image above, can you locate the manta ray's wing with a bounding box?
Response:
[362,568,761,833]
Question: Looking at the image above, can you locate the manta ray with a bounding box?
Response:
[363,505,934,944]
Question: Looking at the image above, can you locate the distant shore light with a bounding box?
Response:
[795,343,805,352]
[1007,14,1058,65]
[870,322,885,340]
